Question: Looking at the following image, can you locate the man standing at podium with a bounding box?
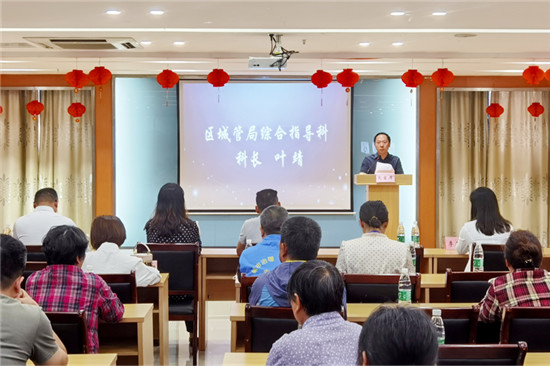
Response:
[360,132,404,174]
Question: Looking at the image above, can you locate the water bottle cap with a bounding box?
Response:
[433,309,441,316]
[401,268,409,274]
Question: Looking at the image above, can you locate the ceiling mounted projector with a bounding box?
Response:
[248,57,287,69]
[248,34,298,71]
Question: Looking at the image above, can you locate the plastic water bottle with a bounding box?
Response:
[411,221,420,247]
[431,309,445,344]
[473,242,484,272]
[398,268,412,304]
[397,222,405,243]
[409,243,417,274]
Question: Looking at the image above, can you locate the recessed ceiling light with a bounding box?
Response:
[432,11,447,16]
[390,11,406,16]
[359,42,370,47]
[392,42,404,46]
[105,10,121,15]
[173,41,185,46]
[140,40,152,45]
[149,10,164,15]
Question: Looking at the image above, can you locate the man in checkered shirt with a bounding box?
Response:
[26,225,124,353]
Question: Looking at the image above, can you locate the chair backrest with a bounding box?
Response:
[26,245,46,262]
[244,304,298,352]
[238,273,257,303]
[22,261,47,288]
[500,306,550,352]
[45,310,89,354]
[438,342,527,365]
[343,273,421,303]
[98,272,137,303]
[445,269,508,302]
[144,243,200,295]
[419,306,480,344]
[469,244,507,272]
[415,245,424,274]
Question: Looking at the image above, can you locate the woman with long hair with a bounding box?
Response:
[479,230,550,322]
[144,183,201,245]
[456,187,512,256]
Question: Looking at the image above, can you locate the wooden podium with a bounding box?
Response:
[354,174,413,240]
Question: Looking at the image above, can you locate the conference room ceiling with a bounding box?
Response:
[1,0,550,77]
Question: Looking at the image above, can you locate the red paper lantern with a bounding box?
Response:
[0,106,3,114]
[207,69,230,87]
[486,103,504,118]
[65,69,89,93]
[311,70,333,88]
[528,102,544,117]
[67,102,86,122]
[336,69,359,90]
[26,100,44,120]
[431,68,455,88]
[401,69,424,88]
[522,66,545,85]
[156,69,179,89]
[88,66,112,85]
[545,68,550,82]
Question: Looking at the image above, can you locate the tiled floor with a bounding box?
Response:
[163,301,233,365]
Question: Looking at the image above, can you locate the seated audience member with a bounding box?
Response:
[456,187,513,270]
[336,200,414,274]
[478,230,550,322]
[13,187,76,245]
[267,260,361,366]
[239,205,288,277]
[26,226,124,354]
[0,235,68,365]
[145,183,201,245]
[249,216,321,306]
[237,189,279,256]
[83,215,161,287]
[358,305,438,365]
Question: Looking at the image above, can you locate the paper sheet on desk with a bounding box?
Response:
[375,162,394,173]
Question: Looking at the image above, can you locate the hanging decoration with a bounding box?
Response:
[207,69,230,87]
[311,70,333,88]
[401,69,424,88]
[528,102,544,117]
[89,66,112,85]
[431,68,455,88]
[486,103,504,118]
[336,69,359,90]
[65,69,89,93]
[26,100,44,120]
[545,68,550,82]
[68,102,86,122]
[156,69,179,89]
[522,66,545,85]
[0,106,3,114]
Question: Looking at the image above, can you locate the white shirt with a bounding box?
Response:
[456,220,513,271]
[83,242,161,287]
[336,232,415,274]
[13,206,76,245]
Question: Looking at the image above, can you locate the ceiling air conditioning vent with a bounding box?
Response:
[24,37,141,50]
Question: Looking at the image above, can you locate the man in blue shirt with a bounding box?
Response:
[249,216,321,306]
[360,132,404,174]
[239,205,288,277]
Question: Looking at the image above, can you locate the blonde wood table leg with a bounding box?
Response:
[428,257,433,273]
[231,320,237,352]
[138,306,154,366]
